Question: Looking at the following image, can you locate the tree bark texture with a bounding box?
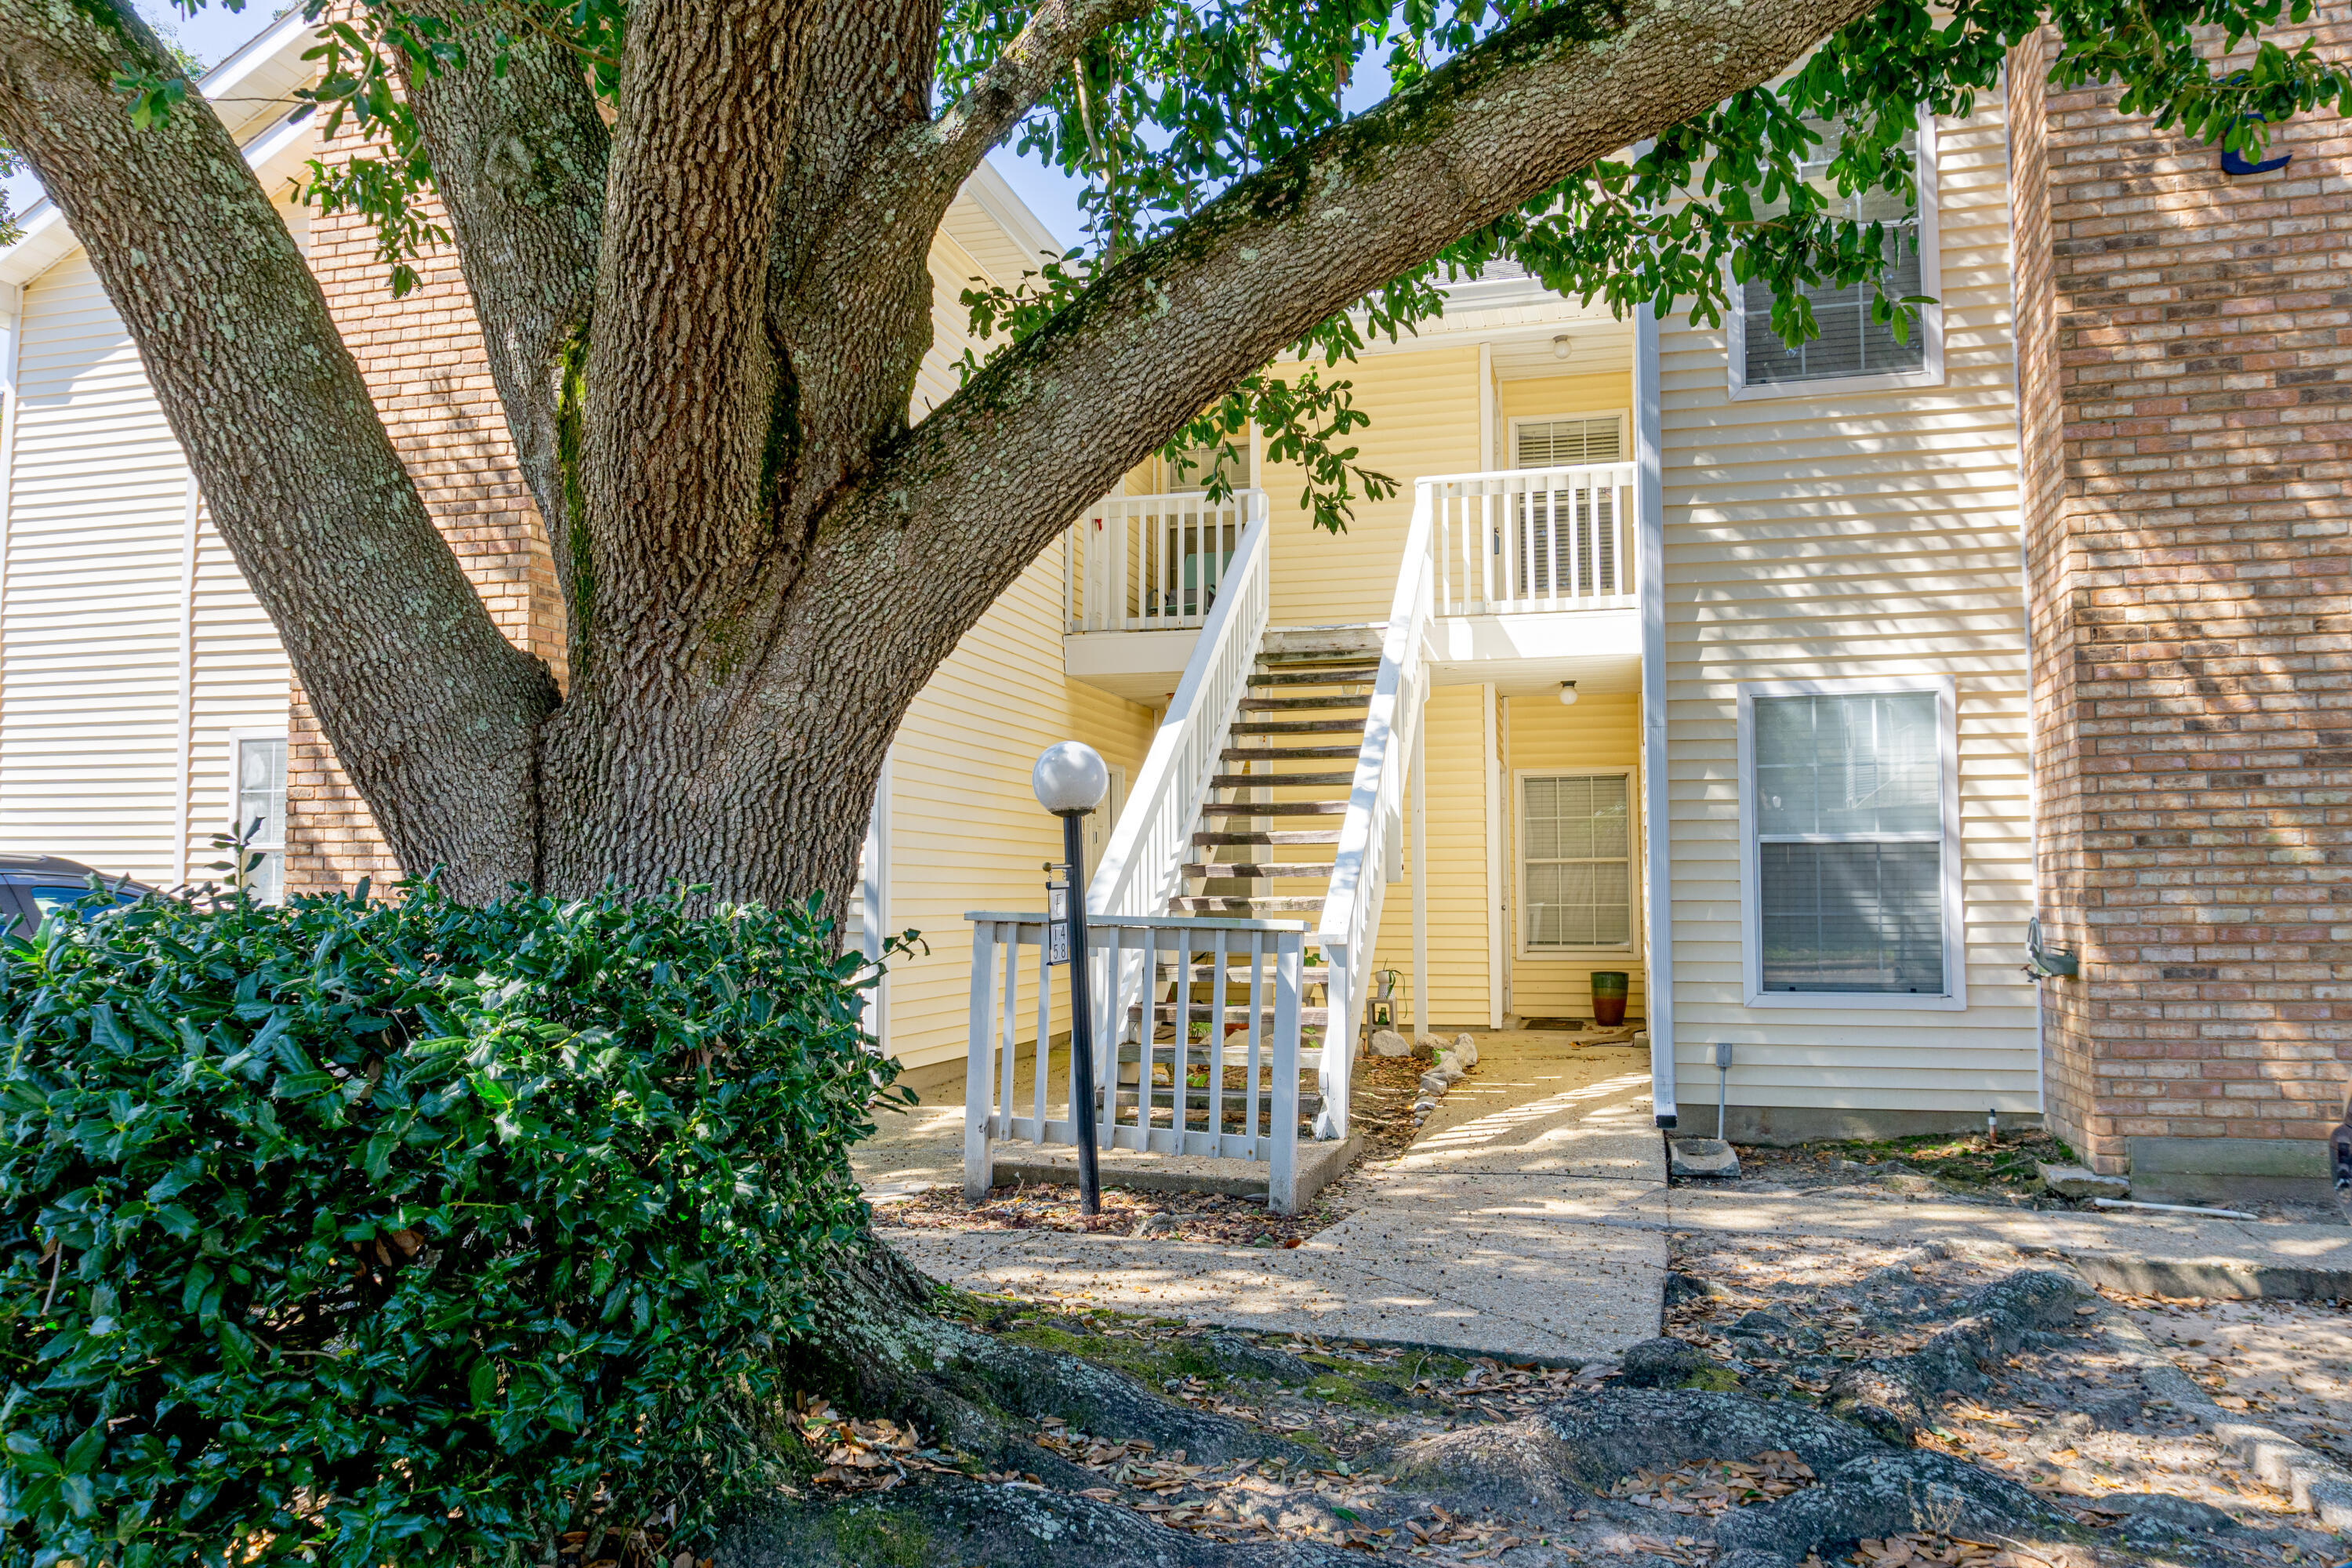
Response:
[0,0,1884,916]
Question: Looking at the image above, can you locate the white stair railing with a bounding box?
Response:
[1428,463,1635,616]
[964,911,1309,1212]
[1065,488,1263,633]
[1315,481,1438,1142]
[1084,489,1271,924]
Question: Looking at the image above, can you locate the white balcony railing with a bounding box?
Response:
[1428,463,1635,617]
[1065,488,1266,633]
[964,912,1311,1213]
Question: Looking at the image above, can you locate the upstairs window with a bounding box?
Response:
[1514,416,1623,469]
[1731,114,1939,395]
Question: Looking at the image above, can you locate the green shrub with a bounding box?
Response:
[0,881,902,1567]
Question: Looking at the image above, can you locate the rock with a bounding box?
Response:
[1417,1071,1450,1097]
[1451,1032,1479,1068]
[1415,1032,1450,1055]
[1130,1212,1178,1237]
[2038,1160,2129,1199]
[1368,1028,1412,1058]
[1431,1053,1467,1083]
[1410,1097,1437,1113]
[1617,1336,1710,1388]
[1663,1271,1733,1306]
[1669,1137,1742,1178]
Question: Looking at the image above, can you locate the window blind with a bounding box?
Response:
[1741,119,1927,387]
[1514,417,1622,469]
[1752,690,1944,993]
[1523,774,1632,949]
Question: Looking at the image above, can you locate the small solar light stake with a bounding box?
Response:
[1987,1107,1999,1149]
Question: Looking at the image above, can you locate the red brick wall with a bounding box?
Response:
[287,134,568,896]
[2018,27,2352,1172]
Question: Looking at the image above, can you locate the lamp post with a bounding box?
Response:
[1033,741,1109,1216]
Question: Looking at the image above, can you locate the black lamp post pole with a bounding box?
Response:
[1062,810,1102,1217]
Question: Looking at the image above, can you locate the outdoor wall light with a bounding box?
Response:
[1558,680,1579,706]
[1552,333,1574,360]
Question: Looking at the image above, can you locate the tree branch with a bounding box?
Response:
[0,0,560,897]
[780,0,1884,695]
[401,18,608,635]
[913,0,1152,191]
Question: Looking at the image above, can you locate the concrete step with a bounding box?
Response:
[1160,963,1335,983]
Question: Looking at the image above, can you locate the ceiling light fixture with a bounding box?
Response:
[1558,680,1580,706]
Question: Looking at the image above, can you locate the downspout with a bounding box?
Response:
[1635,302,1676,1127]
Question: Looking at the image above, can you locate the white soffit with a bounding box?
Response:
[1,8,321,289]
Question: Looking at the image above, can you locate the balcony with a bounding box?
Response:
[1063,488,1266,701]
[1062,463,1640,699]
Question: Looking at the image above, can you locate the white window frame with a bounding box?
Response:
[227,728,289,905]
[1736,675,1964,1011]
[1726,107,1943,401]
[1507,410,1630,468]
[1514,765,1641,961]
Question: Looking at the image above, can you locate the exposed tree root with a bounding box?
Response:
[720,1246,2143,1567]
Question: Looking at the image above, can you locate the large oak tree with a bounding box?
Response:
[1,0,2346,1555]
[1,0,2339,916]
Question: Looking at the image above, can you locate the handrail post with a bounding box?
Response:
[1269,931,1301,1214]
[964,920,996,1200]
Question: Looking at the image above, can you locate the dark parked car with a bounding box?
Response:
[0,854,153,946]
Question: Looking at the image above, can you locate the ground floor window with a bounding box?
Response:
[232,732,288,904]
[1739,679,1959,1005]
[1519,771,1632,951]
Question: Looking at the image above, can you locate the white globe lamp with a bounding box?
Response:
[1033,740,1109,817]
[1558,680,1580,707]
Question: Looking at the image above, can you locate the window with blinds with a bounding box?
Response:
[1510,417,1625,597]
[1167,438,1254,492]
[1513,416,1622,469]
[1523,774,1632,949]
[1740,118,1928,387]
[1751,690,1947,993]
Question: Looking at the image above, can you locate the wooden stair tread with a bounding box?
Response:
[1229,720,1366,735]
[1185,862,1333,878]
[1192,830,1341,845]
[1199,800,1348,815]
[1238,695,1371,712]
[1219,745,1361,760]
[1173,895,1326,913]
[1210,771,1353,788]
[1251,666,1378,687]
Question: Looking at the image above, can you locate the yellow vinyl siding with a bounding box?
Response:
[1656,103,2038,1116]
[1497,372,1634,457]
[1501,691,1646,1022]
[872,225,1160,1068]
[1367,684,1492,1029]
[1264,347,1482,627]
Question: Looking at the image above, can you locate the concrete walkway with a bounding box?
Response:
[865,1035,2352,1363]
[881,1033,1673,1363]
